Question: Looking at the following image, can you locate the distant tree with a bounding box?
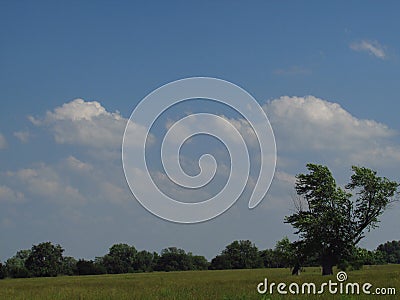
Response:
[102,243,137,274]
[210,240,262,270]
[189,254,209,270]
[76,259,106,275]
[0,262,6,279]
[153,248,209,271]
[259,249,279,268]
[5,249,31,278]
[25,242,64,277]
[151,252,160,271]
[285,164,398,275]
[61,256,77,276]
[377,240,400,264]
[274,237,295,268]
[209,254,232,270]
[338,247,387,271]
[155,247,196,271]
[224,240,263,269]
[133,250,154,272]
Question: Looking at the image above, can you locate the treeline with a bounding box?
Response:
[1,239,400,279]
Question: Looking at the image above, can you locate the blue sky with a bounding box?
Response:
[1,1,400,260]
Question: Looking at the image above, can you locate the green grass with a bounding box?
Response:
[0,265,398,299]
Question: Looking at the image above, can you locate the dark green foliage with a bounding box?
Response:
[61,256,77,276]
[259,249,279,268]
[209,254,232,270]
[377,240,400,264]
[5,249,31,278]
[0,262,6,279]
[133,250,155,272]
[102,243,137,274]
[155,247,192,271]
[76,259,106,275]
[25,242,64,277]
[337,247,387,271]
[285,164,398,275]
[190,254,210,270]
[209,240,262,270]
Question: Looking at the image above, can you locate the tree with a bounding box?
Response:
[0,262,6,279]
[61,256,77,276]
[155,247,192,271]
[274,237,295,268]
[102,243,137,274]
[285,164,398,275]
[5,249,31,278]
[259,249,279,268]
[76,259,106,275]
[25,242,64,277]
[189,254,209,270]
[209,254,232,270]
[210,240,263,270]
[377,240,400,264]
[133,250,155,272]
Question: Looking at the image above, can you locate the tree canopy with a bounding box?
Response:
[285,164,398,275]
[210,240,263,270]
[25,242,64,277]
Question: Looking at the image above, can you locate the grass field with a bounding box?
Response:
[0,265,398,299]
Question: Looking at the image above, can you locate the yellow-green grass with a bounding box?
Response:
[0,265,398,299]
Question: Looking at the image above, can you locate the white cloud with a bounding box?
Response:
[350,40,386,59]
[46,99,110,121]
[29,99,153,151]
[264,96,398,167]
[65,156,93,172]
[5,164,86,205]
[0,133,7,149]
[13,130,31,143]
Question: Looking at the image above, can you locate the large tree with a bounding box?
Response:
[285,164,398,275]
[25,242,64,277]
[210,240,263,270]
[102,243,137,274]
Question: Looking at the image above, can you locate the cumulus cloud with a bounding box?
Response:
[263,96,398,167]
[350,40,386,59]
[0,133,7,149]
[29,99,125,149]
[29,99,153,151]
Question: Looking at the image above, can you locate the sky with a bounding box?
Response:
[1,1,400,261]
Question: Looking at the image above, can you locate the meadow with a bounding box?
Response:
[0,265,398,300]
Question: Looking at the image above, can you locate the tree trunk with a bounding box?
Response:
[292,263,301,275]
[321,258,334,275]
